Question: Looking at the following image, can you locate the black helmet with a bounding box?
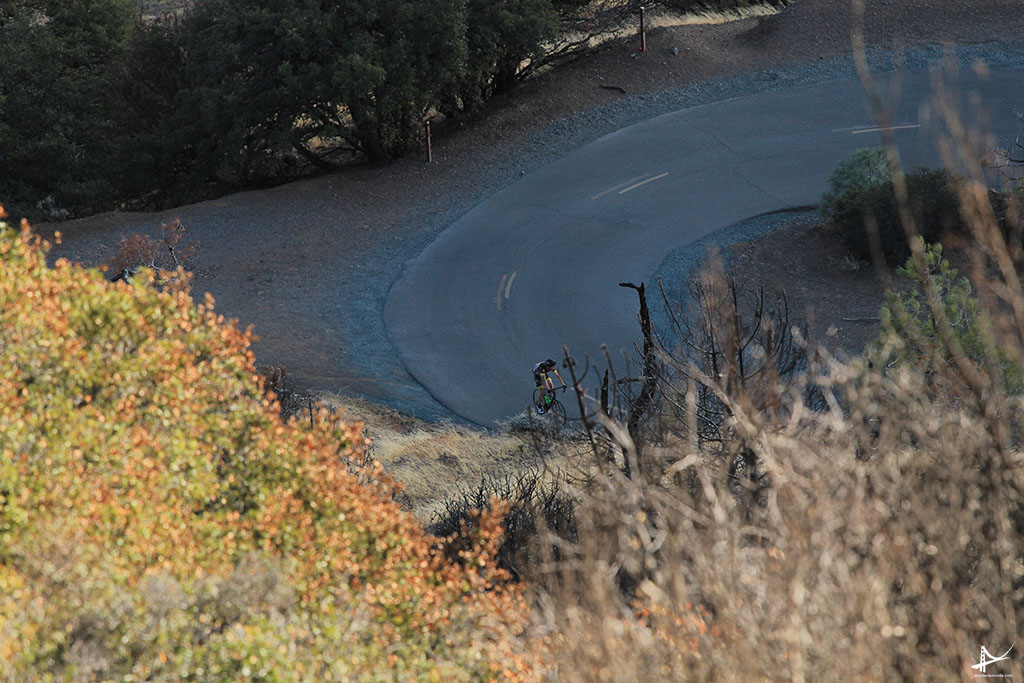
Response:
[545,358,556,367]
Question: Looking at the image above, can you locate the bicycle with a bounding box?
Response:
[532,384,568,427]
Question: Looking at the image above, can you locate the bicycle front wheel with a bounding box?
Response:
[547,399,567,428]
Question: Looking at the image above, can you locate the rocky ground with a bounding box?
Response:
[51,0,1024,423]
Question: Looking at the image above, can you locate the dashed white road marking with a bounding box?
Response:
[851,124,920,135]
[832,123,920,134]
[618,172,670,194]
[496,273,508,310]
[591,173,651,200]
[496,271,517,310]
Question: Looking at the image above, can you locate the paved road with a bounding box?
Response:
[385,67,1024,428]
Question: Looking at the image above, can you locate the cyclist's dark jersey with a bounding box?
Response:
[533,361,556,386]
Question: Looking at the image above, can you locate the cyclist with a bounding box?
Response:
[533,358,566,414]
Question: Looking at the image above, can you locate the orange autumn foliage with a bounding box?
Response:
[0,220,540,680]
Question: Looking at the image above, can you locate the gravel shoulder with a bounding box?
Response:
[48,0,1024,423]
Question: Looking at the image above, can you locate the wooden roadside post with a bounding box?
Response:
[425,120,433,162]
[639,6,646,52]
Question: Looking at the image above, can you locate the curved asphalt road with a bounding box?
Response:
[385,67,1024,428]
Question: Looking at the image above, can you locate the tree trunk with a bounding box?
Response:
[619,281,658,476]
[292,140,338,171]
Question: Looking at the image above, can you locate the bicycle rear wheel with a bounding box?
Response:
[532,388,556,410]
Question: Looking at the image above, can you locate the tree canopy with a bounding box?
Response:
[0,0,136,216]
[0,0,570,217]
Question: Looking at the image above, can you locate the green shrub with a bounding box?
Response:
[874,240,1024,394]
[822,148,965,266]
[820,146,891,222]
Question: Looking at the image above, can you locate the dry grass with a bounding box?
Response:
[316,393,586,522]
[534,360,1024,679]
[647,3,783,28]
[372,427,532,522]
[553,1,785,54]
